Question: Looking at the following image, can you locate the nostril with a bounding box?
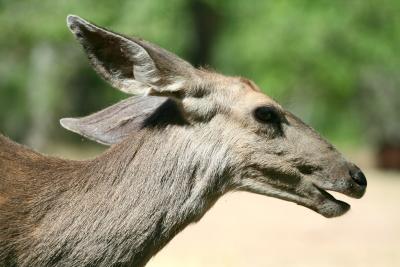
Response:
[349,169,367,186]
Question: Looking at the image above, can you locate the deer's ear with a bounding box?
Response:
[67,15,197,96]
[60,96,168,145]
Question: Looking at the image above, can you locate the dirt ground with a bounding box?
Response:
[147,168,400,267]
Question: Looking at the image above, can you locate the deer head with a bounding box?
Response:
[62,15,366,218]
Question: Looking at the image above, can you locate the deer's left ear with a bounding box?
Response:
[67,15,198,96]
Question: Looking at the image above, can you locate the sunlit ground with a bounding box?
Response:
[46,145,400,267]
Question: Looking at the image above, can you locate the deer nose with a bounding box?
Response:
[349,167,367,187]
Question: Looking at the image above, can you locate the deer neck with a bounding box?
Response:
[26,126,230,266]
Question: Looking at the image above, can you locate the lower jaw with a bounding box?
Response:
[316,200,350,218]
[311,185,352,217]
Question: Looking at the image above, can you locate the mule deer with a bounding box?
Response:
[0,15,367,267]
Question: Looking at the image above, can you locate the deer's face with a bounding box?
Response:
[63,15,366,218]
[192,75,366,218]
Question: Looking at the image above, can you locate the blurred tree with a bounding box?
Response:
[359,68,400,169]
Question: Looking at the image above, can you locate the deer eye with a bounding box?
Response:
[253,106,281,124]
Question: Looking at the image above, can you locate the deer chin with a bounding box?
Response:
[306,184,351,218]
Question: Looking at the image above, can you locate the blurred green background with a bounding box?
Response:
[0,0,399,167]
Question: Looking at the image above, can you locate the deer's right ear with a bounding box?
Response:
[67,15,198,96]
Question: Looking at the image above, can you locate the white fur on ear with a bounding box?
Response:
[162,79,186,92]
[119,79,153,95]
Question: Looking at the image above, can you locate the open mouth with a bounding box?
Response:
[293,168,367,218]
[240,171,366,218]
